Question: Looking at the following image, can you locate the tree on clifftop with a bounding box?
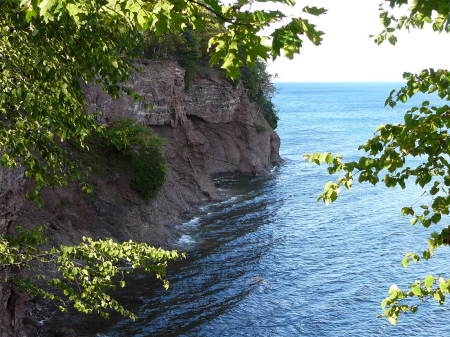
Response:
[306,0,449,325]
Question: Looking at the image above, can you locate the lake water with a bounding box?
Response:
[74,83,450,336]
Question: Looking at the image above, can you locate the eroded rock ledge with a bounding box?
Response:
[0,60,280,337]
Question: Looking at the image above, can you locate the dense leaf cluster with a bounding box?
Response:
[103,120,168,199]
[375,0,449,45]
[241,60,278,129]
[1,226,182,319]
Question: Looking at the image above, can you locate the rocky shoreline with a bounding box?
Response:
[0,60,280,337]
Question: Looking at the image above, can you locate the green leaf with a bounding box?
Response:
[388,35,397,45]
[401,207,414,216]
[411,285,422,296]
[302,6,327,16]
[424,275,434,289]
[319,152,328,163]
[38,0,57,20]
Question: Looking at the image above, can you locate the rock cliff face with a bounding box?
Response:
[0,167,29,337]
[0,60,280,337]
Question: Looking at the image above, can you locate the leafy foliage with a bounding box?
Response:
[102,119,167,199]
[130,144,167,200]
[253,123,268,134]
[1,226,182,319]
[241,60,278,129]
[178,29,202,91]
[143,32,185,59]
[142,14,222,63]
[374,0,449,45]
[306,0,450,323]
[103,120,163,153]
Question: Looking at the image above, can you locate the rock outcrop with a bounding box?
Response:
[0,60,280,337]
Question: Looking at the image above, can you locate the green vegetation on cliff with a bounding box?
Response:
[241,60,278,129]
[1,225,182,319]
[103,120,167,200]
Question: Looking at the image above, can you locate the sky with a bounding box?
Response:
[267,0,449,82]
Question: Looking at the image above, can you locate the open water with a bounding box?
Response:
[75,83,450,336]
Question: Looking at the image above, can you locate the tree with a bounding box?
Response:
[0,0,326,320]
[306,0,449,325]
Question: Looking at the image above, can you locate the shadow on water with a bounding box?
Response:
[54,174,282,337]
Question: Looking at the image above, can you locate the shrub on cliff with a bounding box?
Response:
[241,60,279,129]
[130,145,167,199]
[104,120,167,199]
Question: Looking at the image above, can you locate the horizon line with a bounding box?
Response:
[272,80,404,83]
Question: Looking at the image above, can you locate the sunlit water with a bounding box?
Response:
[70,83,449,336]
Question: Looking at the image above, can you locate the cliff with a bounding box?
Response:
[0,60,280,337]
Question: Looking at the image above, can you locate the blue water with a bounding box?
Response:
[74,83,449,336]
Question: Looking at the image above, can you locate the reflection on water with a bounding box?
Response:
[63,83,449,337]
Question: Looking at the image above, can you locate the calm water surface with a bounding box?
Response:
[77,83,450,336]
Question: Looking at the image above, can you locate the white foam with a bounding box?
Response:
[177,234,196,245]
[182,217,200,227]
[215,195,238,206]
